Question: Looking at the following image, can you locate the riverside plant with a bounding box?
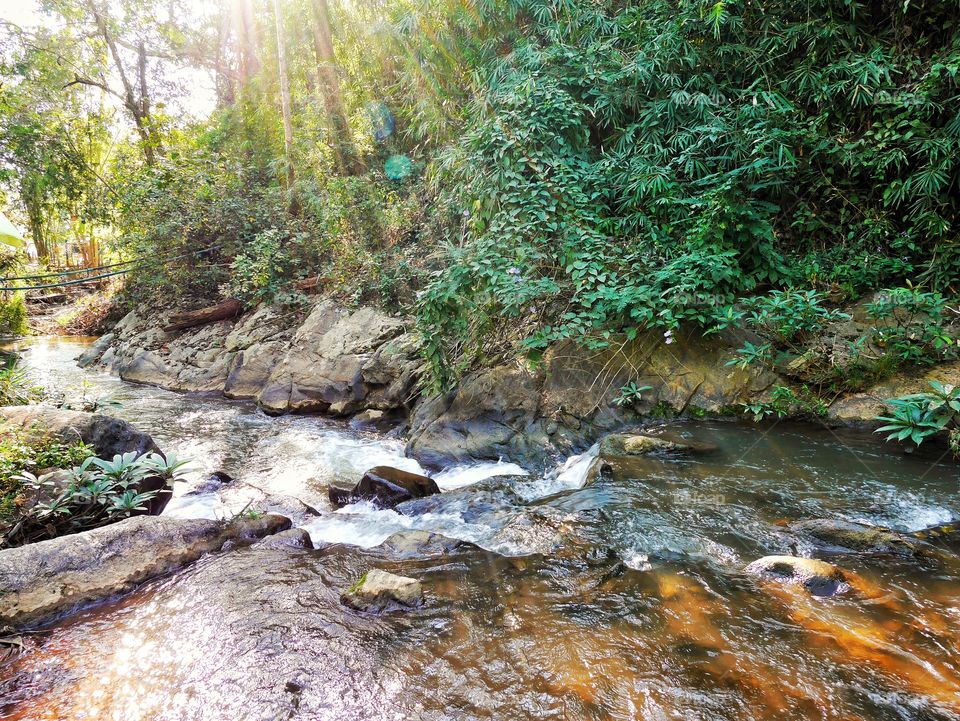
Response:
[875,381,960,456]
[1,451,191,548]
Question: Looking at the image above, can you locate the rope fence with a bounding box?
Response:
[0,244,223,293]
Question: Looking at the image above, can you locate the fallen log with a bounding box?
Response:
[163,298,243,332]
[26,293,68,304]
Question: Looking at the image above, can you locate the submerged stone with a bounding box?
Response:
[376,530,468,560]
[745,555,847,597]
[791,519,932,557]
[340,569,423,613]
[599,431,718,457]
[253,527,314,550]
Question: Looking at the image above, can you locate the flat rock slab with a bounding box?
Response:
[0,513,291,628]
[341,568,423,613]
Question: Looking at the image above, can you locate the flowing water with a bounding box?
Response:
[2,337,960,721]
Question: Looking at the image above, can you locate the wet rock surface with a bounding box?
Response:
[745,555,847,597]
[376,530,469,560]
[790,518,936,557]
[329,465,440,509]
[599,431,719,457]
[0,513,291,628]
[340,568,424,613]
[253,527,314,550]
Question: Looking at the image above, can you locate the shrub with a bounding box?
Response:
[876,381,960,454]
[0,432,94,522]
[0,293,27,337]
[0,355,42,406]
[2,451,190,547]
[865,288,956,366]
[415,0,960,389]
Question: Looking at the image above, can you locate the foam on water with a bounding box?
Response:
[432,460,529,490]
[300,451,595,553]
[513,444,598,501]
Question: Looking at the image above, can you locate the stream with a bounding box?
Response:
[2,337,960,721]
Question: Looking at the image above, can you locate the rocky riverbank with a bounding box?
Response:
[77,296,960,467]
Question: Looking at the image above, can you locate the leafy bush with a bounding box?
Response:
[876,381,960,453]
[0,293,27,337]
[2,451,190,548]
[416,0,960,389]
[0,432,94,521]
[742,385,829,422]
[865,288,956,366]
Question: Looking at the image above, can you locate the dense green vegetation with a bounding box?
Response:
[1,0,958,389]
[2,450,189,548]
[0,430,93,523]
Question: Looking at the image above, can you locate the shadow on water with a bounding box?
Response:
[2,338,960,720]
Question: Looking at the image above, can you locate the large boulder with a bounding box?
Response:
[256,301,419,416]
[329,466,440,509]
[0,513,291,628]
[340,568,423,613]
[0,406,159,458]
[88,300,418,419]
[745,555,847,597]
[407,329,776,468]
[406,365,545,468]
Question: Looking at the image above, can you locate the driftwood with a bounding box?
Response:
[163,298,243,332]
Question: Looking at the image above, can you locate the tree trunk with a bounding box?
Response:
[163,299,243,332]
[272,0,296,196]
[310,0,361,175]
[87,1,160,165]
[237,0,260,83]
[21,182,50,264]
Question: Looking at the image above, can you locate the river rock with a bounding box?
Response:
[0,513,291,628]
[407,329,775,468]
[599,431,717,457]
[329,466,440,509]
[340,568,423,613]
[253,527,314,550]
[255,301,419,415]
[745,555,847,597]
[791,518,932,557]
[376,530,467,560]
[0,406,159,458]
[76,333,114,368]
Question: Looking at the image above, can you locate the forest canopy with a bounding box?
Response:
[1,0,958,388]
